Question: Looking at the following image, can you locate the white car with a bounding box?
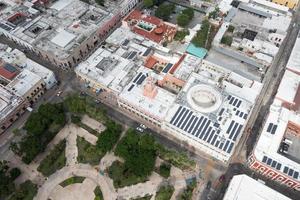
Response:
[136,127,144,132]
[140,124,147,129]
[56,91,62,96]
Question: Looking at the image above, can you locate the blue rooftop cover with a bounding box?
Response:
[186,44,208,59]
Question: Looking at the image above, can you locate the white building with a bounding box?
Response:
[163,60,262,162]
[223,174,291,200]
[249,69,300,191]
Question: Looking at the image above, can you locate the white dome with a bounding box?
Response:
[187,84,222,113]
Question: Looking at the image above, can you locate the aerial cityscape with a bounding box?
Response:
[0,0,299,199]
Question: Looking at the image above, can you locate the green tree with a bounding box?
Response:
[96,120,122,152]
[95,0,104,6]
[177,14,190,27]
[192,19,210,48]
[115,130,156,177]
[182,8,194,19]
[0,161,15,199]
[221,35,233,46]
[155,4,175,20]
[143,0,154,8]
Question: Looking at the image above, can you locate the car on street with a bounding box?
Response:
[136,127,144,132]
[56,91,62,96]
[140,124,147,129]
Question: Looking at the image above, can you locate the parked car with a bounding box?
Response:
[140,124,147,129]
[56,91,62,96]
[136,127,144,132]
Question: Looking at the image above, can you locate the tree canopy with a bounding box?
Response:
[155,4,175,21]
[115,129,157,177]
[143,0,154,8]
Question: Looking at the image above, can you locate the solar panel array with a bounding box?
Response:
[262,155,299,179]
[170,106,236,154]
[266,123,278,134]
[228,95,242,108]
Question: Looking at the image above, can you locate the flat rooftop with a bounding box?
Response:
[0,48,57,89]
[119,66,177,120]
[165,61,262,161]
[223,174,291,200]
[123,10,177,44]
[276,69,300,108]
[0,0,115,59]
[254,100,300,183]
[286,33,300,74]
[6,69,41,96]
[0,85,24,122]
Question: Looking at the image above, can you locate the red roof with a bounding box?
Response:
[145,56,158,69]
[124,10,177,44]
[0,63,18,80]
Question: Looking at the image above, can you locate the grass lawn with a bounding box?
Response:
[94,186,103,200]
[108,161,148,188]
[8,180,37,200]
[157,162,171,179]
[78,122,100,136]
[77,137,103,165]
[60,176,85,187]
[156,144,195,170]
[155,185,174,200]
[37,140,66,176]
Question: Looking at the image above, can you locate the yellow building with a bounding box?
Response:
[271,0,298,9]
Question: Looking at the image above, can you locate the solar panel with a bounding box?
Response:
[200,120,211,139]
[207,131,215,143]
[271,125,277,134]
[180,111,192,129]
[227,142,234,153]
[188,117,199,133]
[173,107,186,126]
[233,99,238,106]
[243,114,248,119]
[271,161,277,168]
[128,51,137,59]
[229,97,234,104]
[276,163,282,170]
[143,48,151,56]
[215,140,220,147]
[227,95,231,100]
[219,142,224,149]
[236,110,240,116]
[237,100,242,108]
[177,109,189,127]
[218,117,222,121]
[211,135,218,145]
[230,123,239,139]
[191,117,202,135]
[184,116,195,132]
[193,118,205,136]
[288,169,294,176]
[122,39,130,46]
[262,156,267,163]
[283,166,289,174]
[267,123,273,132]
[219,108,225,116]
[136,75,146,85]
[133,72,142,83]
[239,112,243,117]
[223,140,230,151]
[170,106,182,124]
[195,118,207,137]
[214,123,220,128]
[266,158,272,165]
[203,127,212,141]
[233,124,242,141]
[127,84,134,91]
[227,121,235,134]
[293,171,299,179]
[162,63,173,73]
